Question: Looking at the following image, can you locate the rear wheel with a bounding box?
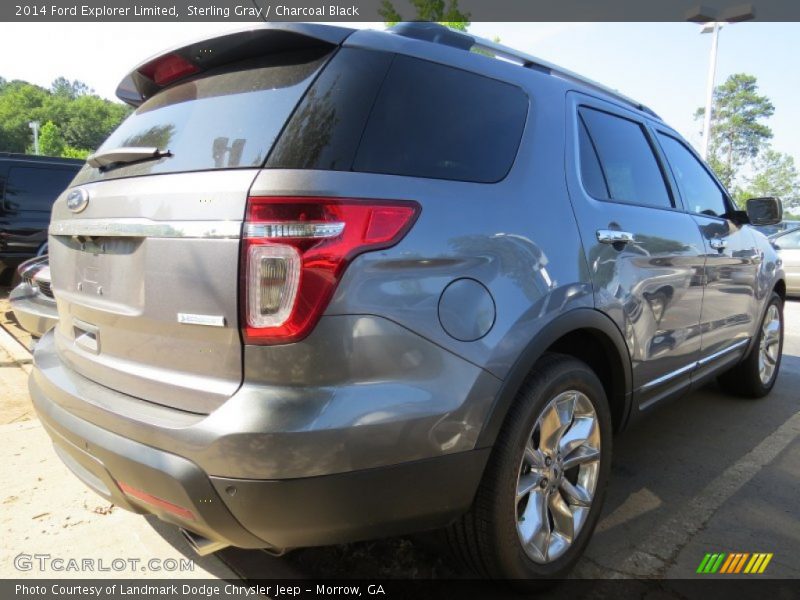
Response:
[718,292,784,398]
[448,353,611,579]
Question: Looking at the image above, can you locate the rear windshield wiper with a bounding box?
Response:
[86,147,172,171]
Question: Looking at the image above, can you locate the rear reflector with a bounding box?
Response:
[138,53,199,86]
[118,481,196,521]
[241,197,420,345]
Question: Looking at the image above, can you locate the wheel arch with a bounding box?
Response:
[774,278,786,302]
[476,308,633,448]
[742,278,787,361]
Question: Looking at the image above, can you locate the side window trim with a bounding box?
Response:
[574,101,678,211]
[653,128,734,220]
[642,121,686,212]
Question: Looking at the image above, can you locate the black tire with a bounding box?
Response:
[448,353,612,579]
[718,292,784,398]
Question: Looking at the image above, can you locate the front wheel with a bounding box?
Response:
[448,353,612,579]
[718,292,784,398]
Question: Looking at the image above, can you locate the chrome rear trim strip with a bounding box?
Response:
[49,219,242,239]
[639,362,696,392]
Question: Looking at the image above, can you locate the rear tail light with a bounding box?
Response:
[138,53,199,86]
[241,197,420,345]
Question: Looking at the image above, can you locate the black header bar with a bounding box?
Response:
[3,0,800,22]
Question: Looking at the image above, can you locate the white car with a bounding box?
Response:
[771,227,800,296]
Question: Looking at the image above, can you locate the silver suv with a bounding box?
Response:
[31,23,786,578]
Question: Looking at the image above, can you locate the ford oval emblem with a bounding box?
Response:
[66,188,89,213]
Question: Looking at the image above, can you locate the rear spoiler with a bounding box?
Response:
[115,23,355,107]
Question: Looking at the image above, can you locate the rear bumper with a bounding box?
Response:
[32,380,489,549]
[29,321,496,549]
[9,283,58,337]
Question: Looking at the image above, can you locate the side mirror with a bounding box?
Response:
[746,197,783,226]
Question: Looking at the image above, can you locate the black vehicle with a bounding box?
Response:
[0,153,82,275]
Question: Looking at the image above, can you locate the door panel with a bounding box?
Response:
[691,216,760,354]
[653,131,759,359]
[566,94,705,402]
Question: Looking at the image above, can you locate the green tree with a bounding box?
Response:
[0,76,130,156]
[380,0,470,30]
[50,77,91,99]
[0,81,49,151]
[696,73,774,189]
[62,146,91,159]
[37,120,65,157]
[62,94,130,150]
[734,148,800,216]
[743,148,799,198]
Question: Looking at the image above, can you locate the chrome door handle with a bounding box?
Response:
[597,229,635,245]
[710,238,727,251]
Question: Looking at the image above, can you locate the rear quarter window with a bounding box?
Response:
[268,50,529,183]
[354,55,528,183]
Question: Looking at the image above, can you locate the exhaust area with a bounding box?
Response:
[180,528,229,556]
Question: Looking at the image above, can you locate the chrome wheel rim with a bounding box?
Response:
[758,304,781,385]
[515,390,601,564]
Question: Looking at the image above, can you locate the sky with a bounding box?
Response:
[0,21,798,163]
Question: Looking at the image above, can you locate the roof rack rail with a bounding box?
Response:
[389,23,661,120]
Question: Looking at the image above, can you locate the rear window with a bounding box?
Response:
[73,48,330,184]
[75,47,527,185]
[4,166,77,212]
[268,49,529,183]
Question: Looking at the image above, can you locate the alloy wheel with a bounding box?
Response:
[515,390,601,564]
[758,304,781,385]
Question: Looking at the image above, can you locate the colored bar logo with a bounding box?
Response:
[697,552,773,574]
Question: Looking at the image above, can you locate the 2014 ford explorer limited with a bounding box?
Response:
[30,23,786,578]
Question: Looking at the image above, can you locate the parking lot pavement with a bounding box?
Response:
[0,296,34,425]
[0,290,798,580]
[575,299,800,579]
[0,420,239,579]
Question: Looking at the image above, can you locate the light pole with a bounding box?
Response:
[686,4,755,159]
[28,121,40,155]
[700,22,721,159]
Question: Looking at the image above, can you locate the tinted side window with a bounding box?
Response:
[578,115,609,198]
[267,48,393,170]
[578,107,672,209]
[354,55,528,183]
[657,133,729,218]
[4,167,77,213]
